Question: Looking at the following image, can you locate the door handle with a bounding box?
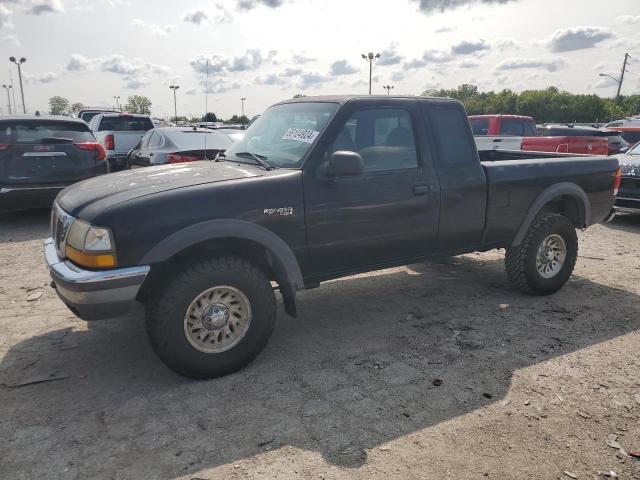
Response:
[413,185,431,196]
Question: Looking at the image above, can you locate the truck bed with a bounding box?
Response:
[480,155,619,248]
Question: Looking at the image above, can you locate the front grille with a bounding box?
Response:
[51,203,74,258]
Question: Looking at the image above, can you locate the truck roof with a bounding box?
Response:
[0,114,87,124]
[97,113,150,118]
[468,114,534,120]
[275,95,460,106]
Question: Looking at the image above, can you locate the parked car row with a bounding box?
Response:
[0,115,108,213]
[470,114,637,156]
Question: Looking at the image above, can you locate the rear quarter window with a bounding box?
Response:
[0,121,94,144]
[426,105,476,165]
[98,116,154,132]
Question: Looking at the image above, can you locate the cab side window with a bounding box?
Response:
[500,119,525,136]
[328,108,418,172]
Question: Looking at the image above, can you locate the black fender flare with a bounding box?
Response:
[140,219,304,316]
[511,182,591,247]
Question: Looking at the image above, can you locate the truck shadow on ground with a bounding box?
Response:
[2,251,639,479]
[601,213,640,234]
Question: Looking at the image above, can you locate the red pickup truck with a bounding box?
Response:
[469,115,608,155]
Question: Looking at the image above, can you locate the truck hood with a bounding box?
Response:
[57,161,263,216]
[619,154,640,177]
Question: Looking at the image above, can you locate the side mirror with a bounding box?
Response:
[328,150,364,177]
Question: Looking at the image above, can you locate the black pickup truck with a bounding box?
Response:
[45,96,619,378]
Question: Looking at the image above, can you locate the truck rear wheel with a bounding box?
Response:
[505,213,578,295]
[145,255,276,379]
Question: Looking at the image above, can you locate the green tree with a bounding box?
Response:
[422,84,634,123]
[203,112,218,122]
[124,95,152,115]
[70,102,85,113]
[49,96,70,116]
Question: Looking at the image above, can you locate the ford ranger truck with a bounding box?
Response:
[45,96,620,379]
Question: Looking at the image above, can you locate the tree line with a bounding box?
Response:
[422,84,640,124]
[47,95,246,123]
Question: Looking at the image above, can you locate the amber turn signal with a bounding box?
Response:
[65,245,116,268]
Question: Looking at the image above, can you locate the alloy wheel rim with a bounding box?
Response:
[183,285,252,353]
[535,234,567,279]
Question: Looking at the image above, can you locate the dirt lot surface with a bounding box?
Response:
[0,209,639,480]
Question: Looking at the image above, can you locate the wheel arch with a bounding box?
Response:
[511,182,590,247]
[138,220,304,317]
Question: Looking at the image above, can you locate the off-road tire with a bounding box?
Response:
[505,213,578,295]
[146,255,276,379]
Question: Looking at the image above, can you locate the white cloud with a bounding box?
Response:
[190,50,276,77]
[619,14,640,25]
[330,60,358,76]
[496,57,567,72]
[0,4,13,31]
[291,52,315,64]
[410,0,518,13]
[495,38,520,51]
[378,43,405,66]
[1,33,20,45]
[544,26,614,52]
[459,59,480,69]
[280,67,303,77]
[130,18,175,36]
[26,0,64,14]
[24,71,60,84]
[299,72,330,89]
[66,53,94,72]
[237,0,284,10]
[451,39,489,55]
[255,74,287,86]
[183,9,208,25]
[434,26,456,33]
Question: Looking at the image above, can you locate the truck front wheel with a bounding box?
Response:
[505,213,578,295]
[145,255,276,379]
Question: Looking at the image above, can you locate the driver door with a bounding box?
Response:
[303,103,439,277]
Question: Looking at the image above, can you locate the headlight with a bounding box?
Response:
[65,219,117,268]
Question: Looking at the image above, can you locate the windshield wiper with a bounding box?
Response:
[233,151,275,171]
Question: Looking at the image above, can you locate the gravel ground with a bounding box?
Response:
[0,209,639,480]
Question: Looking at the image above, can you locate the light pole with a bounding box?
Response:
[599,52,631,100]
[241,97,246,127]
[9,56,26,113]
[169,85,179,121]
[2,84,12,114]
[361,52,381,95]
[113,96,120,111]
[383,85,394,95]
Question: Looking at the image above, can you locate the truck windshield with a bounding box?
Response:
[225,102,339,168]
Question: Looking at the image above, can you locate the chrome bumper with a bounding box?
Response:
[44,237,150,320]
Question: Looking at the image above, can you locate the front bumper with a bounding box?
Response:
[44,237,150,321]
[0,185,65,212]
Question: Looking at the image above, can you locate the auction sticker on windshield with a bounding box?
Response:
[282,128,320,144]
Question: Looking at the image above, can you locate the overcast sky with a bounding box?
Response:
[1,0,638,119]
